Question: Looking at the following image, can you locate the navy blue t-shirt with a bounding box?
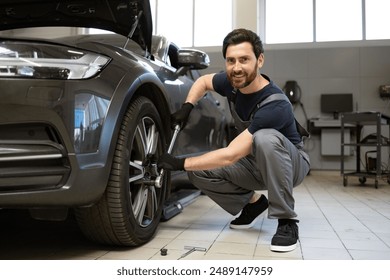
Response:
[212,72,301,144]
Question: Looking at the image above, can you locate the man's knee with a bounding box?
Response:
[188,170,218,193]
[252,129,283,151]
[187,171,198,184]
[188,170,209,186]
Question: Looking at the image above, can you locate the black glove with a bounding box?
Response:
[157,153,186,171]
[171,102,194,129]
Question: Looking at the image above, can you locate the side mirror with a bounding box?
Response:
[177,49,210,70]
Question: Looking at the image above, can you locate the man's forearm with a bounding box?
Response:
[184,147,238,171]
[184,129,253,171]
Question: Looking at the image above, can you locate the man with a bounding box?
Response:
[158,28,310,252]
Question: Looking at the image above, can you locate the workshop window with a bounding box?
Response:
[316,0,362,42]
[151,0,232,47]
[265,0,313,44]
[365,0,390,40]
[263,0,390,44]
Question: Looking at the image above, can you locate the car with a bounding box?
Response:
[0,0,230,246]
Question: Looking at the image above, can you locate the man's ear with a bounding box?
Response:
[257,53,265,68]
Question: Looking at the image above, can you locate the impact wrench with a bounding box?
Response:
[155,124,181,188]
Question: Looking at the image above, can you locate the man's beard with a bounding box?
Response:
[228,65,258,89]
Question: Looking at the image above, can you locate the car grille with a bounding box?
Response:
[0,123,71,191]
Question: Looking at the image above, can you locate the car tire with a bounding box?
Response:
[75,96,168,246]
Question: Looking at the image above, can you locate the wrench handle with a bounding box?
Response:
[156,124,181,186]
[167,124,181,154]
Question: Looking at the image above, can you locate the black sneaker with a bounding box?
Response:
[230,194,268,229]
[270,219,299,252]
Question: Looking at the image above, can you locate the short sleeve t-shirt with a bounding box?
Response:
[212,72,301,144]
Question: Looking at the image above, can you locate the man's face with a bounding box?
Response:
[225,42,263,90]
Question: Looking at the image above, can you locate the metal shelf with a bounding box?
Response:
[340,112,390,188]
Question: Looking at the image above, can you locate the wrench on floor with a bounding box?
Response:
[179,246,207,259]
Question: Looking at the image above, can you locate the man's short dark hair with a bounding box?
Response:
[222,28,264,59]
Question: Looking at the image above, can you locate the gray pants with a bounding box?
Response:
[188,129,310,219]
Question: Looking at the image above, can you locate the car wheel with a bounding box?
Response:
[75,96,168,246]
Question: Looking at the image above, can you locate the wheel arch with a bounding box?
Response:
[132,81,172,136]
[98,72,172,194]
[119,73,172,154]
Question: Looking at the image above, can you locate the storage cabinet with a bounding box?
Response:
[340,112,390,188]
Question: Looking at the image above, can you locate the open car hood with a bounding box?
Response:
[0,0,153,52]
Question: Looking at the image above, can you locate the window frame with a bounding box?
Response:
[258,0,390,49]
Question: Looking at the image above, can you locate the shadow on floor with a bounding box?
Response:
[0,209,115,260]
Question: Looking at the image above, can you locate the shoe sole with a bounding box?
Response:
[269,242,297,252]
[229,216,259,229]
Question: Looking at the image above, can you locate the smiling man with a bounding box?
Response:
[158,28,310,252]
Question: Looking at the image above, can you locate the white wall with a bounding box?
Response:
[266,45,390,170]
[233,0,257,30]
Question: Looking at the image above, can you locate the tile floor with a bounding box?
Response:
[1,170,390,260]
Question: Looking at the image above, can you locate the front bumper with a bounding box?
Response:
[0,103,110,207]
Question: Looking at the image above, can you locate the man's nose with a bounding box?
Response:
[233,61,242,71]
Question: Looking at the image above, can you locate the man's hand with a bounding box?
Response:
[157,153,186,171]
[171,102,194,129]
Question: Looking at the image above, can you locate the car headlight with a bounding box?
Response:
[0,41,110,80]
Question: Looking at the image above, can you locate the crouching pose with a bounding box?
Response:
[158,28,310,252]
